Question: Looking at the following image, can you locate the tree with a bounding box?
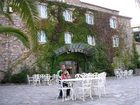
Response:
[132,43,140,68]
[0,0,40,49]
[0,0,40,82]
[0,26,30,48]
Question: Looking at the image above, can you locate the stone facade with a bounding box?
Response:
[118,16,133,53]
[0,14,36,81]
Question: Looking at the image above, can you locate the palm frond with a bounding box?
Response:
[0,12,13,23]
[11,0,40,49]
[0,0,13,23]
[0,0,4,11]
[0,2,2,12]
[0,26,30,48]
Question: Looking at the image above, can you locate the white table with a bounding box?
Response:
[60,78,99,88]
[61,78,99,82]
[60,78,99,101]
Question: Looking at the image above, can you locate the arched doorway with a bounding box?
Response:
[53,43,94,75]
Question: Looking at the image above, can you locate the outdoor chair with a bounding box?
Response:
[74,79,93,101]
[123,70,128,78]
[91,72,106,98]
[92,72,99,78]
[75,74,82,78]
[27,75,34,85]
[42,74,51,85]
[127,69,133,77]
[114,70,122,79]
[33,74,41,85]
[57,82,74,102]
[51,74,58,84]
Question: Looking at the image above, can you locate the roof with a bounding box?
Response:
[48,0,131,19]
[65,0,131,19]
[64,0,119,15]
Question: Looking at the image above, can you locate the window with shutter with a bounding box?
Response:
[63,10,73,22]
[110,16,117,29]
[112,35,119,47]
[85,12,94,25]
[38,4,47,18]
[38,31,47,43]
[64,32,72,44]
[87,35,96,46]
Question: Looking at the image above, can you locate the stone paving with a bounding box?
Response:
[0,76,140,105]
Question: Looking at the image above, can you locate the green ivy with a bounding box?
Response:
[35,1,125,76]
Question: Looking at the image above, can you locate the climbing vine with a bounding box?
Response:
[35,1,131,75]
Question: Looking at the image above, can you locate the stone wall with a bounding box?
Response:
[118,17,133,54]
[0,13,36,81]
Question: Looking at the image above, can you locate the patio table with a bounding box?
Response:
[60,77,99,100]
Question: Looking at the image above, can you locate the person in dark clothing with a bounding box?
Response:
[58,64,71,99]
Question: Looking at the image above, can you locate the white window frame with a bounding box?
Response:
[112,35,119,47]
[85,12,94,25]
[8,7,13,13]
[58,0,65,2]
[64,32,72,44]
[38,4,48,18]
[38,31,47,43]
[63,9,73,22]
[110,16,117,29]
[87,35,96,46]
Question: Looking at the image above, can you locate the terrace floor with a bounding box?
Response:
[0,76,140,105]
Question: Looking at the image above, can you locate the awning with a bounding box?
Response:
[54,43,94,56]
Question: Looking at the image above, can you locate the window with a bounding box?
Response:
[38,31,47,43]
[58,0,65,2]
[112,35,119,47]
[87,35,96,46]
[85,12,94,25]
[63,10,73,22]
[38,4,47,18]
[8,7,13,13]
[110,16,117,29]
[64,32,72,44]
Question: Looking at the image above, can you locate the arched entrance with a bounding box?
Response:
[54,43,94,56]
[54,43,94,75]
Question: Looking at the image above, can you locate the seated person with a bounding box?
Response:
[58,65,71,99]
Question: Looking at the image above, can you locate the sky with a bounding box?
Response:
[81,0,140,27]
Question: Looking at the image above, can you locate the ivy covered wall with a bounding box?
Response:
[35,1,132,76]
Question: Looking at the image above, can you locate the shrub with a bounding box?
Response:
[10,70,28,83]
[10,65,31,84]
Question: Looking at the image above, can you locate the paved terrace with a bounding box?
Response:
[0,76,140,105]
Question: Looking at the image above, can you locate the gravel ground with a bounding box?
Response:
[0,76,140,105]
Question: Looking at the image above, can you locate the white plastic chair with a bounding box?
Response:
[27,75,34,85]
[75,74,82,78]
[114,70,120,78]
[92,72,98,78]
[57,81,74,102]
[51,74,58,84]
[92,72,106,98]
[33,74,41,85]
[42,74,51,85]
[127,69,133,77]
[123,70,128,78]
[74,79,93,101]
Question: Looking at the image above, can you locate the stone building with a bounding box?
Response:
[0,0,133,80]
